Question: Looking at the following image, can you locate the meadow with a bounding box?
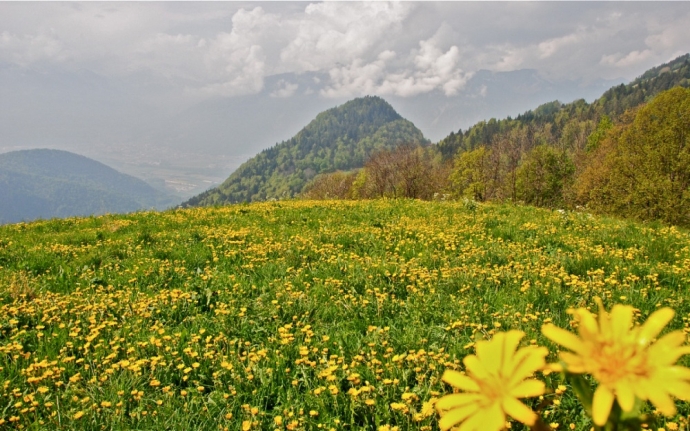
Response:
[1,200,689,431]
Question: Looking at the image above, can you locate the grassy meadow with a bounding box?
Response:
[1,200,689,430]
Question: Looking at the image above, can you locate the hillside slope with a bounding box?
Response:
[437,53,690,158]
[1,200,689,430]
[0,149,177,224]
[183,96,428,206]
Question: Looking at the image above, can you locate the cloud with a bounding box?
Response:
[600,49,653,68]
[1,2,690,101]
[278,2,410,73]
[0,31,69,67]
[321,32,471,98]
[270,79,299,98]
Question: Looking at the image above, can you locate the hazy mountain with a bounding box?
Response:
[0,64,624,189]
[0,149,178,224]
[183,96,428,206]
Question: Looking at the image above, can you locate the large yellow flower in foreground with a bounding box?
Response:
[437,330,547,431]
[542,300,690,426]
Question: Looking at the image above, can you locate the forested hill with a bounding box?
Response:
[183,96,428,206]
[437,53,690,158]
[0,149,176,224]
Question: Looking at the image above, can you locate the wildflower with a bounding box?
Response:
[542,299,690,426]
[73,411,84,420]
[436,330,547,431]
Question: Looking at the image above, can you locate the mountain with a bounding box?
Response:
[0,149,178,224]
[436,53,690,158]
[183,96,428,206]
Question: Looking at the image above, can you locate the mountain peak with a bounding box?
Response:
[183,96,427,206]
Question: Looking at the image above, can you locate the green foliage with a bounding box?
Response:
[437,54,690,161]
[580,87,690,225]
[516,144,575,208]
[449,146,494,201]
[586,115,613,152]
[184,97,429,206]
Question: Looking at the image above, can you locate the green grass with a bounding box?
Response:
[0,200,689,430]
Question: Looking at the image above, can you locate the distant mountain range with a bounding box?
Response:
[0,149,177,224]
[183,96,428,206]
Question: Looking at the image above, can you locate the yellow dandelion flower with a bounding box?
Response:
[73,411,84,420]
[542,300,690,426]
[436,330,547,431]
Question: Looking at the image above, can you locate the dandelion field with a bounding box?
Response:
[1,200,689,430]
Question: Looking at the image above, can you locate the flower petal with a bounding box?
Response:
[438,403,480,431]
[647,384,676,416]
[463,355,489,380]
[509,379,545,398]
[614,380,635,412]
[665,380,690,401]
[541,324,585,353]
[609,305,634,340]
[436,393,483,411]
[637,308,674,347]
[458,402,504,431]
[442,370,480,392]
[502,396,537,426]
[592,385,614,426]
[576,308,599,340]
[508,346,547,386]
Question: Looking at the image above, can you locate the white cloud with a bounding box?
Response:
[538,31,582,59]
[0,31,69,67]
[270,79,299,98]
[279,2,411,73]
[600,49,653,68]
[321,32,471,99]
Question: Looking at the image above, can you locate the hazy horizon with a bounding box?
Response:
[2,2,689,197]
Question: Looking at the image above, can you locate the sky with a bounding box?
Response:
[1,2,689,197]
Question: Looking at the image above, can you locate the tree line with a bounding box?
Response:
[304,85,690,227]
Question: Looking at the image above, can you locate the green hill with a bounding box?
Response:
[437,53,690,158]
[0,149,177,224]
[183,96,428,206]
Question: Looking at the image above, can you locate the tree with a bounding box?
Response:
[576,87,690,225]
[516,144,575,208]
[450,146,494,201]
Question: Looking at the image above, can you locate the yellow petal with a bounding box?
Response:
[648,332,690,363]
[502,396,537,425]
[614,380,635,412]
[647,384,676,417]
[592,385,614,426]
[609,305,634,339]
[509,379,545,398]
[458,402,504,431]
[637,308,674,347]
[665,380,690,401]
[576,308,599,340]
[499,331,527,373]
[438,403,480,431]
[442,370,480,392]
[476,333,505,375]
[542,324,585,353]
[463,355,489,380]
[508,346,547,386]
[436,393,483,411]
[558,352,586,373]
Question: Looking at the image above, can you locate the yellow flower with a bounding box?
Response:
[542,300,690,426]
[436,330,547,431]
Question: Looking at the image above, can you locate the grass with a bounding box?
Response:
[0,199,689,430]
